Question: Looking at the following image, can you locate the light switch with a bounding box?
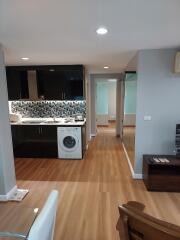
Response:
[144,116,152,121]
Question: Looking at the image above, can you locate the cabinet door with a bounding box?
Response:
[12,125,42,158]
[41,125,57,142]
[12,125,58,158]
[40,125,58,157]
[36,69,64,100]
[20,125,41,141]
[64,69,84,100]
[6,68,29,100]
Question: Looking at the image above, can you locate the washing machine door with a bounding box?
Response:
[61,134,79,152]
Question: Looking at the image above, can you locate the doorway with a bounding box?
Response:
[95,78,117,134]
[90,73,123,139]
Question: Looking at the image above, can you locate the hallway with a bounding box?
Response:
[15,129,180,240]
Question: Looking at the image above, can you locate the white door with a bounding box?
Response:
[96,80,109,126]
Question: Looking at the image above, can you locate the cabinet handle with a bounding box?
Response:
[38,127,42,135]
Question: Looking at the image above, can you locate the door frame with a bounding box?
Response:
[122,71,137,138]
[116,74,125,138]
[90,73,123,137]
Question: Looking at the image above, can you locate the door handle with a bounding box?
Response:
[38,127,42,135]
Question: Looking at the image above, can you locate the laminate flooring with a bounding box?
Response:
[14,128,180,240]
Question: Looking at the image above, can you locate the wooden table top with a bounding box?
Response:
[0,202,38,239]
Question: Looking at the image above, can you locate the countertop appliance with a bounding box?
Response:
[57,127,82,159]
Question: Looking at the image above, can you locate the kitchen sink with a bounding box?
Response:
[20,118,75,124]
[21,120,45,124]
[45,120,63,123]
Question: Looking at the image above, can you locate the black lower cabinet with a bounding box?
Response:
[11,125,58,158]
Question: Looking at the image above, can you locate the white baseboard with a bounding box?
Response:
[0,185,17,201]
[90,134,96,139]
[133,173,143,179]
[122,143,134,176]
[122,143,143,180]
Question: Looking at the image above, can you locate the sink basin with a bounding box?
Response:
[20,118,75,124]
[45,120,63,123]
[21,120,45,124]
[21,118,46,124]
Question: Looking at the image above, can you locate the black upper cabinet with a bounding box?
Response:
[6,68,29,100]
[36,69,65,100]
[64,70,84,100]
[6,65,84,100]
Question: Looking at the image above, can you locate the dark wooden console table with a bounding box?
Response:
[143,155,180,192]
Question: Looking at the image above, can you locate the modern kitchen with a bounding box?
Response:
[7,65,86,160]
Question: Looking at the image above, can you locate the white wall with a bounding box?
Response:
[126,53,138,71]
[108,81,116,120]
[135,48,180,174]
[90,75,96,135]
[0,44,16,195]
[85,69,91,143]
[96,80,117,125]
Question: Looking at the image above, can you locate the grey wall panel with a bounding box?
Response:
[0,44,16,195]
[135,49,180,174]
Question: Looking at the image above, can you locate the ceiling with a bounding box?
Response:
[1,0,180,73]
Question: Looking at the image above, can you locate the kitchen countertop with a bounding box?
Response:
[10,117,86,126]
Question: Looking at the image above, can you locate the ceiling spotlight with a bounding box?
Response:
[21,57,29,60]
[104,66,109,69]
[96,27,108,35]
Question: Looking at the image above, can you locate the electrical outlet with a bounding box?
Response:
[144,116,152,121]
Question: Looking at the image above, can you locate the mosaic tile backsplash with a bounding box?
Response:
[9,101,86,118]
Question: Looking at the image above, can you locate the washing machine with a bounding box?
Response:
[57,127,82,159]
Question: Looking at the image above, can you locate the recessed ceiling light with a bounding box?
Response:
[96,27,108,35]
[21,57,29,60]
[104,66,109,69]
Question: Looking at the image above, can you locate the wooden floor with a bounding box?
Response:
[123,126,135,167]
[97,120,116,134]
[14,128,180,240]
